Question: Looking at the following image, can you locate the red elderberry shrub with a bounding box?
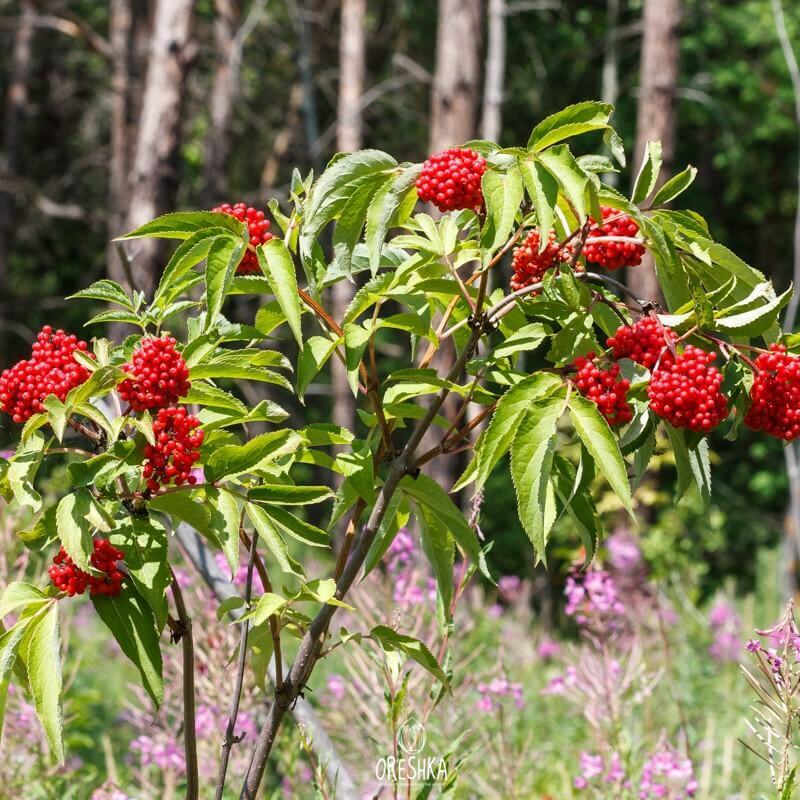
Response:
[0,326,92,423]
[583,206,646,271]
[415,147,487,213]
[212,202,276,275]
[744,344,800,441]
[607,317,677,370]
[573,353,633,427]
[509,229,575,292]
[647,345,729,432]
[118,336,191,412]
[143,406,204,493]
[49,538,125,597]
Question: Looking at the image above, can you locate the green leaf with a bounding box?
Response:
[400,474,489,580]
[55,489,95,572]
[568,395,633,516]
[527,101,613,151]
[632,140,663,204]
[510,397,565,562]
[205,235,245,333]
[301,150,397,263]
[93,584,163,708]
[110,519,170,630]
[493,323,549,359]
[481,165,524,258]
[119,211,244,241]
[213,488,241,576]
[257,238,303,346]
[205,429,303,481]
[665,424,711,506]
[67,279,133,309]
[552,455,602,561]
[0,582,48,619]
[519,156,558,242]
[148,491,219,545]
[8,432,46,512]
[20,602,64,763]
[462,373,563,491]
[66,364,125,406]
[17,506,60,550]
[370,626,449,688]
[652,165,697,206]
[537,146,588,220]
[258,505,330,548]
[0,618,32,742]
[238,593,287,626]
[365,165,422,274]
[714,285,792,337]
[245,503,304,577]
[248,484,333,505]
[415,499,454,618]
[42,395,68,442]
[183,382,248,415]
[296,336,339,400]
[152,229,229,306]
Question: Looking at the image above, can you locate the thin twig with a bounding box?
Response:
[215,530,259,799]
[239,528,283,689]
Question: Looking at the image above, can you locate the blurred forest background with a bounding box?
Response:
[1,0,800,602]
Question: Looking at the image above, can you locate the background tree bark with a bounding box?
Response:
[121,0,196,297]
[0,0,34,361]
[202,0,240,206]
[425,0,484,492]
[481,0,505,143]
[330,0,366,445]
[629,0,680,303]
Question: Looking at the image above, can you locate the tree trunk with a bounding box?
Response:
[601,0,621,187]
[629,0,680,304]
[481,0,505,143]
[107,0,135,291]
[0,0,35,361]
[330,0,366,445]
[202,0,240,206]
[122,0,196,298]
[430,0,483,151]
[425,0,483,492]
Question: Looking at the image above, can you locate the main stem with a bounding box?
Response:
[239,318,485,798]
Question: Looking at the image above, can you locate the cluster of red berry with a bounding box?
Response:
[744,344,800,441]
[118,336,191,412]
[0,326,92,423]
[510,230,575,292]
[416,147,487,213]
[646,345,729,433]
[143,406,204,493]
[49,539,125,597]
[583,206,646,271]
[212,202,276,275]
[573,354,633,427]
[607,317,677,370]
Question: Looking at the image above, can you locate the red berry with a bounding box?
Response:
[647,345,729,432]
[49,538,125,597]
[573,353,633,427]
[0,326,93,423]
[415,147,487,213]
[583,207,646,271]
[212,202,276,275]
[744,344,800,441]
[142,406,204,492]
[607,317,677,370]
[509,229,575,292]
[118,336,190,412]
